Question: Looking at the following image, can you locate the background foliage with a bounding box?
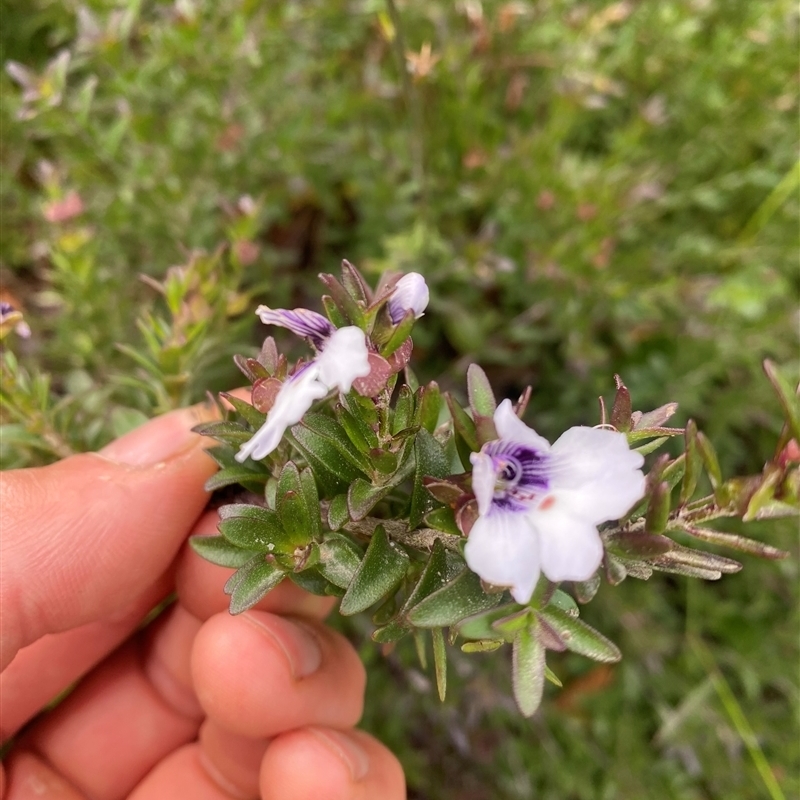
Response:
[1,1,797,798]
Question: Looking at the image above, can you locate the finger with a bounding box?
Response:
[127,744,245,800]
[191,611,366,739]
[260,727,406,800]
[1,569,171,740]
[3,751,87,800]
[198,720,269,799]
[0,404,218,669]
[176,512,336,623]
[19,605,204,800]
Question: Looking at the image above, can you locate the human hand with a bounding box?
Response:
[0,405,405,799]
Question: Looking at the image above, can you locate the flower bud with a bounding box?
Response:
[388,272,429,324]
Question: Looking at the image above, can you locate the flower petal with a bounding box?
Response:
[532,504,604,583]
[469,451,498,516]
[548,426,645,523]
[493,400,552,453]
[388,272,429,324]
[464,511,541,604]
[255,306,334,349]
[235,365,327,462]
[315,326,371,393]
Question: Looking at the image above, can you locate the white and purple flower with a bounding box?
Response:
[465,399,646,603]
[388,272,429,324]
[235,308,370,463]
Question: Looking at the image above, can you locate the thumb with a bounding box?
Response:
[0,404,219,670]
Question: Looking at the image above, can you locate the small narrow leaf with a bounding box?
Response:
[407,568,501,628]
[403,539,451,611]
[545,666,563,687]
[189,535,259,568]
[301,413,372,473]
[299,468,322,539]
[220,393,267,430]
[290,425,361,492]
[336,404,376,452]
[372,621,409,643]
[432,628,448,702]
[340,259,371,303]
[392,386,415,434]
[347,478,392,521]
[409,429,450,529]
[538,606,622,663]
[512,623,546,717]
[680,420,701,505]
[204,466,268,493]
[696,431,723,492]
[633,402,679,430]
[219,509,286,551]
[573,572,601,604]
[317,534,364,589]
[605,530,673,558]
[461,640,504,653]
[610,375,632,432]
[339,526,410,615]
[193,421,252,445]
[229,557,285,614]
[763,359,800,442]
[416,382,442,433]
[679,524,789,560]
[644,481,671,535]
[327,494,350,531]
[467,364,497,417]
[423,507,461,536]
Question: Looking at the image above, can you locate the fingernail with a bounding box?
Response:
[98,404,214,467]
[244,612,322,679]
[310,728,370,782]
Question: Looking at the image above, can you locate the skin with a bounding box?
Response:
[0,403,405,800]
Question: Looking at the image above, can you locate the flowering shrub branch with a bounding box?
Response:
[191,261,798,717]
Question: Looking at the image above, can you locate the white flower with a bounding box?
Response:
[464,399,646,603]
[388,272,429,324]
[235,308,371,463]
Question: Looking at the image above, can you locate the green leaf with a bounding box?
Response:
[301,413,372,473]
[512,623,546,717]
[317,534,364,589]
[423,507,461,536]
[193,420,253,446]
[205,466,269,492]
[415,382,442,433]
[318,272,364,326]
[380,312,415,358]
[432,628,448,702]
[763,359,800,441]
[445,394,479,451]
[409,429,450,529]
[573,573,601,604]
[392,385,415,435]
[372,620,409,643]
[299,468,322,539]
[467,364,496,417]
[545,666,563,687]
[644,481,671,534]
[610,375,632,432]
[696,431,723,492]
[537,606,621,663]
[327,494,350,531]
[407,568,501,628]
[461,640,504,653]
[606,530,673,558]
[218,505,287,551]
[339,525,410,615]
[680,420,701,505]
[189,535,259,568]
[456,602,521,641]
[403,539,451,611]
[336,404,377,452]
[289,424,361,493]
[220,392,267,429]
[347,478,393,521]
[547,589,579,617]
[289,568,332,596]
[276,462,308,538]
[226,555,285,615]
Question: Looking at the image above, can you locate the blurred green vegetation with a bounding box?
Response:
[1,1,797,798]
